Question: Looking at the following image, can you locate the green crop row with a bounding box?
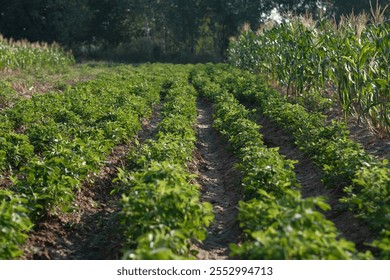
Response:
[0,35,75,71]
[0,64,165,259]
[0,190,33,259]
[116,66,213,260]
[203,64,390,259]
[191,65,368,259]
[228,16,390,134]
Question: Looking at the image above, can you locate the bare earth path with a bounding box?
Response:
[191,99,242,260]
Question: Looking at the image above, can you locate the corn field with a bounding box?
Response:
[228,6,390,135]
[0,35,75,71]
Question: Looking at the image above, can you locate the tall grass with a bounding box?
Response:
[228,3,389,135]
[0,35,75,71]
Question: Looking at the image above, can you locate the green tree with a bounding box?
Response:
[0,0,92,45]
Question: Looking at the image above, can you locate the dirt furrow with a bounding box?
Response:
[21,104,162,260]
[190,99,242,260]
[256,113,375,251]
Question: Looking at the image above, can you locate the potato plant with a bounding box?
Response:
[200,64,390,258]
[117,66,213,259]
[0,64,164,258]
[191,66,367,259]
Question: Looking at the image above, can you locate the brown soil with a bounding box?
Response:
[10,76,92,100]
[21,104,162,260]
[256,113,376,252]
[0,171,13,190]
[1,69,96,110]
[190,99,243,260]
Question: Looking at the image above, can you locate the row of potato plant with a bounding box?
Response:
[206,64,390,259]
[0,34,75,71]
[116,66,213,260]
[190,65,368,259]
[228,13,390,134]
[0,65,165,259]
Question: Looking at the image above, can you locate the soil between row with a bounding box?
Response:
[190,99,242,260]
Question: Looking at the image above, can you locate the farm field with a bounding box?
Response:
[1,25,389,260]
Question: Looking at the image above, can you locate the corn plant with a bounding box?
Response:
[0,35,74,71]
[228,10,390,135]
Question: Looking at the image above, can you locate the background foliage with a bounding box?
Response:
[1,0,388,62]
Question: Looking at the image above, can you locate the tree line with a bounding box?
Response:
[0,0,388,62]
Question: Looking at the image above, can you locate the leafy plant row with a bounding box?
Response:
[190,66,368,259]
[0,64,165,259]
[116,67,213,260]
[228,16,390,134]
[0,34,75,70]
[203,64,390,258]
